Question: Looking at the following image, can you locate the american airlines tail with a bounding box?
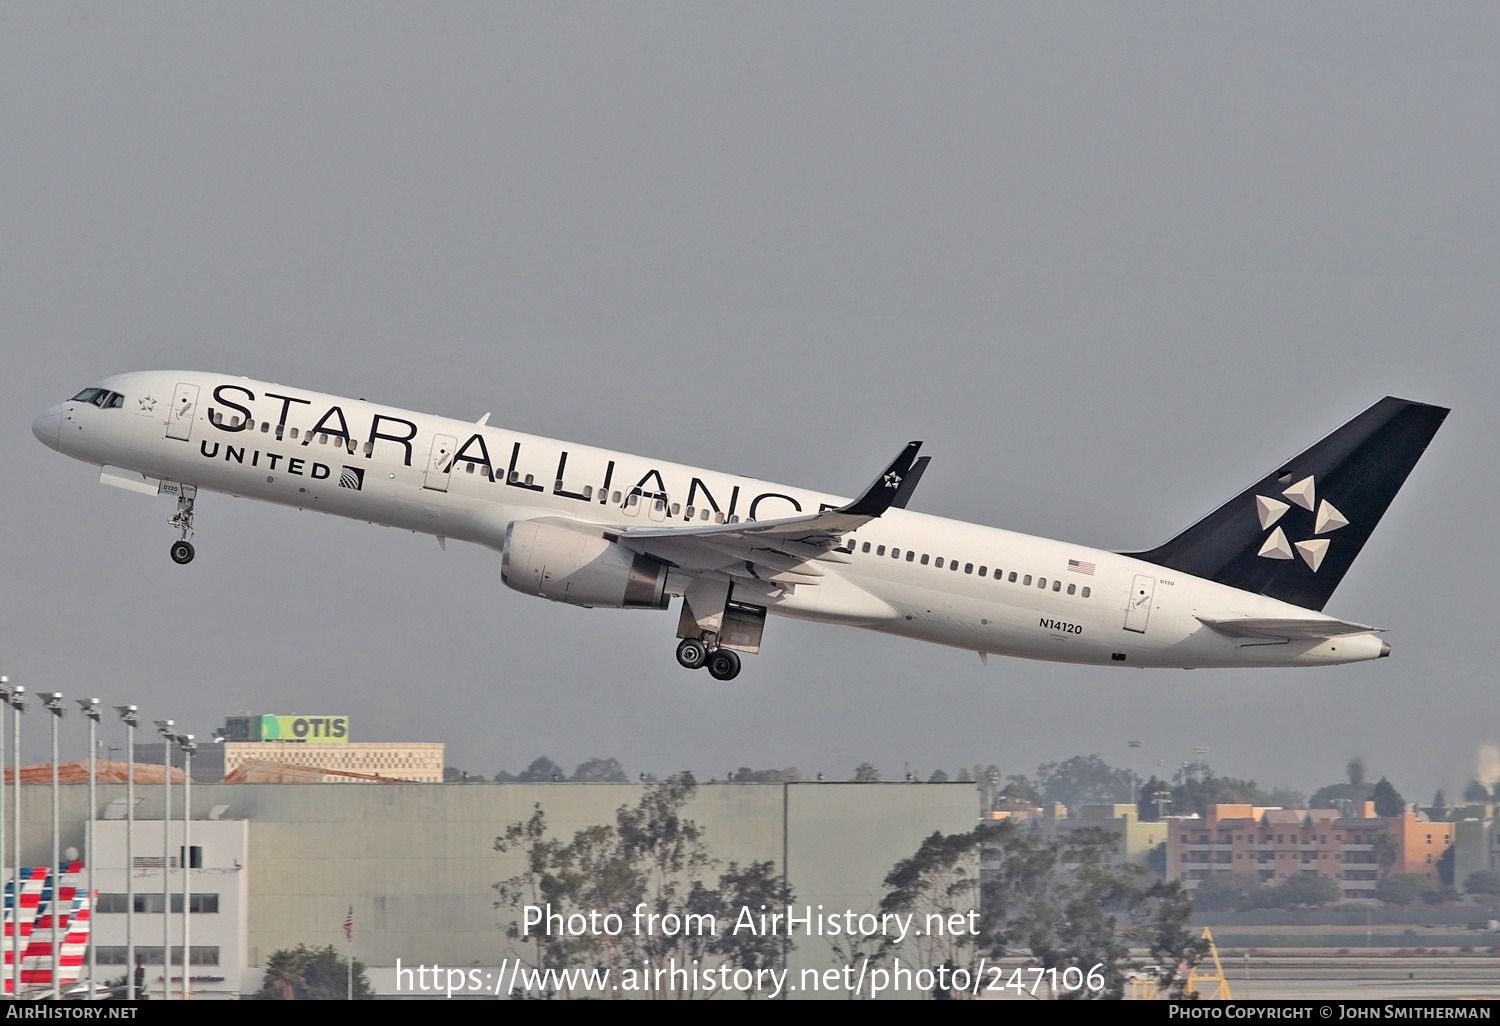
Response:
[31,375,1448,678]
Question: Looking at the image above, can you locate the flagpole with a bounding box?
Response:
[345,905,353,1000]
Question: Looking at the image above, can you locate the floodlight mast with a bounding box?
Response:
[174,734,196,1000]
[5,687,24,997]
[113,705,139,999]
[154,719,173,1000]
[0,679,11,998]
[40,693,65,998]
[78,699,100,999]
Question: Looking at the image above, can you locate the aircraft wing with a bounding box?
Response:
[1196,616,1382,641]
[612,442,921,592]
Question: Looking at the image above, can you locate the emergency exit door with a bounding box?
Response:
[1123,574,1155,633]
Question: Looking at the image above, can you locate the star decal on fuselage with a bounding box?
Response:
[138,395,157,412]
[1254,474,1348,571]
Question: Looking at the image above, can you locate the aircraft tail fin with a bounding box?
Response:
[1128,397,1448,611]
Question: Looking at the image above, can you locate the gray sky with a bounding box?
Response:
[2,4,1495,800]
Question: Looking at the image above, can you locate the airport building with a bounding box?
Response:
[986,803,1168,872]
[11,780,978,998]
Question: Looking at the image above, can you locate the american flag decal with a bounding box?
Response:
[344,905,353,943]
[1068,559,1096,575]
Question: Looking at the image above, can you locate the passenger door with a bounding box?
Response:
[164,383,200,441]
[423,434,457,492]
[1124,574,1155,633]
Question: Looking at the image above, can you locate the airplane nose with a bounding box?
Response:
[31,406,62,451]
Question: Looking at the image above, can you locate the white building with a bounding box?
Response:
[88,816,251,999]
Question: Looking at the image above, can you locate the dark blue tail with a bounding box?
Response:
[1129,397,1448,611]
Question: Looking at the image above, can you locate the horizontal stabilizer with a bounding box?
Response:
[1196,616,1381,641]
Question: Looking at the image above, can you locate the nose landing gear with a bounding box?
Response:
[167,485,198,564]
[676,637,740,680]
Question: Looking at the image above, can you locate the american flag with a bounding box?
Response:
[1067,559,1096,576]
[344,906,353,943]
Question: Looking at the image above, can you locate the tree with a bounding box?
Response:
[1348,757,1366,787]
[1437,845,1455,887]
[571,757,628,782]
[1464,779,1491,802]
[1137,777,1171,822]
[1375,873,1427,906]
[518,756,565,782]
[1432,790,1449,821]
[1465,870,1500,898]
[1190,873,1261,913]
[1372,832,1400,874]
[1372,778,1406,818]
[998,775,1043,807]
[1264,788,1307,809]
[854,762,880,783]
[729,767,800,783]
[1265,873,1339,908]
[1035,755,1133,807]
[928,770,950,783]
[254,945,371,1000]
[711,861,795,997]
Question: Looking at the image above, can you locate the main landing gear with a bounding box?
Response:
[168,485,198,565]
[676,638,741,681]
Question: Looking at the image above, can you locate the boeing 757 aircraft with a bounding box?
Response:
[32,374,1446,680]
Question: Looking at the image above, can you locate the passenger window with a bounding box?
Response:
[582,485,593,500]
[921,554,929,565]
[906,551,915,562]
[1081,587,1090,598]
[701,509,710,521]
[876,545,886,556]
[265,423,273,434]
[685,506,695,518]
[935,558,944,568]
[1052,580,1061,592]
[715,512,724,523]
[465,462,474,473]
[964,563,973,574]
[319,433,328,444]
[978,566,987,577]
[891,548,899,558]
[1067,583,1076,595]
[627,493,639,507]
[670,503,680,516]
[1038,578,1046,588]
[290,428,299,439]
[1008,572,1017,583]
[612,491,622,504]
[1023,575,1031,586]
[527,474,537,488]
[862,542,871,553]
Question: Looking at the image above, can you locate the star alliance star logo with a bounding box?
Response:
[1254,474,1348,571]
[883,472,902,489]
[138,395,156,412]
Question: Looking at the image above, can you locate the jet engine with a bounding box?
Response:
[501,520,670,609]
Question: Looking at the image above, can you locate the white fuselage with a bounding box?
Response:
[32,371,1388,669]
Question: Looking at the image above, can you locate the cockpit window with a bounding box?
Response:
[71,388,124,408]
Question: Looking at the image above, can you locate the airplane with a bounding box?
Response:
[32,373,1447,681]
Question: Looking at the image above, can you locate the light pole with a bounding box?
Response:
[153,720,173,1001]
[113,706,138,999]
[1128,741,1141,807]
[0,678,9,997]
[174,734,195,1001]
[77,699,100,999]
[40,693,65,998]
[6,687,23,998]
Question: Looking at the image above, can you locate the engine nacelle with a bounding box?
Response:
[501,520,670,609]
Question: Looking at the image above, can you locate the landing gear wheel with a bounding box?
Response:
[676,638,708,670]
[706,649,741,681]
[170,540,195,565]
